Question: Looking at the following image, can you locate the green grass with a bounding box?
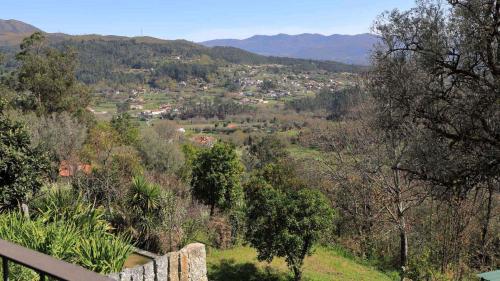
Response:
[207,246,396,281]
[288,145,324,161]
[141,92,173,109]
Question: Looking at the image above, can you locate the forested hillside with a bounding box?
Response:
[0,30,363,87]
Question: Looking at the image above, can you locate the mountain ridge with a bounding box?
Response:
[0,19,375,65]
[0,19,41,34]
[0,19,365,85]
[0,19,42,46]
[201,33,379,65]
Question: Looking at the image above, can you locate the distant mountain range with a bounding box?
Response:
[201,33,379,65]
[1,19,378,65]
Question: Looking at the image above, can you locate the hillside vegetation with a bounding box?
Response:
[0,29,364,87]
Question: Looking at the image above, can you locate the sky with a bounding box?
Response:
[0,0,416,42]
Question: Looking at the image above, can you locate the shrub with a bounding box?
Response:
[0,188,132,280]
[0,99,49,211]
[191,142,244,216]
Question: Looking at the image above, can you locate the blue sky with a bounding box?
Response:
[1,0,415,41]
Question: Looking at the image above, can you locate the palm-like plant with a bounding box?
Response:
[129,176,161,213]
[125,175,165,251]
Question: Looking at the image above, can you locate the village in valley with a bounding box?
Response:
[89,59,358,147]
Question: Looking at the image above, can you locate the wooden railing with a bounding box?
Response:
[0,239,114,281]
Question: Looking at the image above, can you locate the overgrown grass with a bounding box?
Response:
[287,145,324,161]
[207,245,397,281]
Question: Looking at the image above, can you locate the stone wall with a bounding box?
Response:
[109,243,208,281]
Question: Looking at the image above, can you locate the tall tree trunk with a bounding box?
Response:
[480,184,494,264]
[400,229,408,266]
[210,204,215,216]
[481,185,493,246]
[397,203,408,270]
[292,266,302,281]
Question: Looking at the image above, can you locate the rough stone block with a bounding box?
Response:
[120,268,132,281]
[143,261,155,281]
[125,265,143,281]
[154,254,169,281]
[107,272,120,281]
[179,248,189,281]
[168,251,180,281]
[115,244,208,281]
[185,243,208,281]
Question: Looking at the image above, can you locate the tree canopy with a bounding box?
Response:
[245,175,334,281]
[371,0,500,197]
[191,142,244,215]
[0,99,49,211]
[15,32,90,115]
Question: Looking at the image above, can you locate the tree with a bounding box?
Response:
[191,142,243,215]
[138,127,184,174]
[125,175,164,250]
[29,112,87,161]
[372,0,499,197]
[73,145,143,209]
[371,0,500,273]
[259,79,276,92]
[0,99,49,211]
[326,109,424,273]
[245,178,334,281]
[15,32,90,115]
[111,113,139,146]
[245,135,289,170]
[21,112,87,179]
[81,122,120,167]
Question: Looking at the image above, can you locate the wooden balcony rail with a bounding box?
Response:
[0,239,114,281]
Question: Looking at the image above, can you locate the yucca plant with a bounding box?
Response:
[0,187,133,278]
[123,175,165,251]
[129,175,162,212]
[33,187,110,234]
[74,232,132,273]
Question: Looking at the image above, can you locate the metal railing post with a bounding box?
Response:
[2,256,8,281]
[0,239,115,281]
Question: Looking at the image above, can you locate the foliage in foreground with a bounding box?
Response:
[0,189,132,280]
[0,99,49,211]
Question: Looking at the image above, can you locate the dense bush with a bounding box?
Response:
[191,142,244,216]
[286,86,364,120]
[0,188,132,280]
[0,99,49,211]
[111,175,209,254]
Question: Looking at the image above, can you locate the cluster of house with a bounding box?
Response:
[236,71,340,96]
[236,96,269,105]
[139,103,179,119]
[266,90,291,99]
[303,80,327,90]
